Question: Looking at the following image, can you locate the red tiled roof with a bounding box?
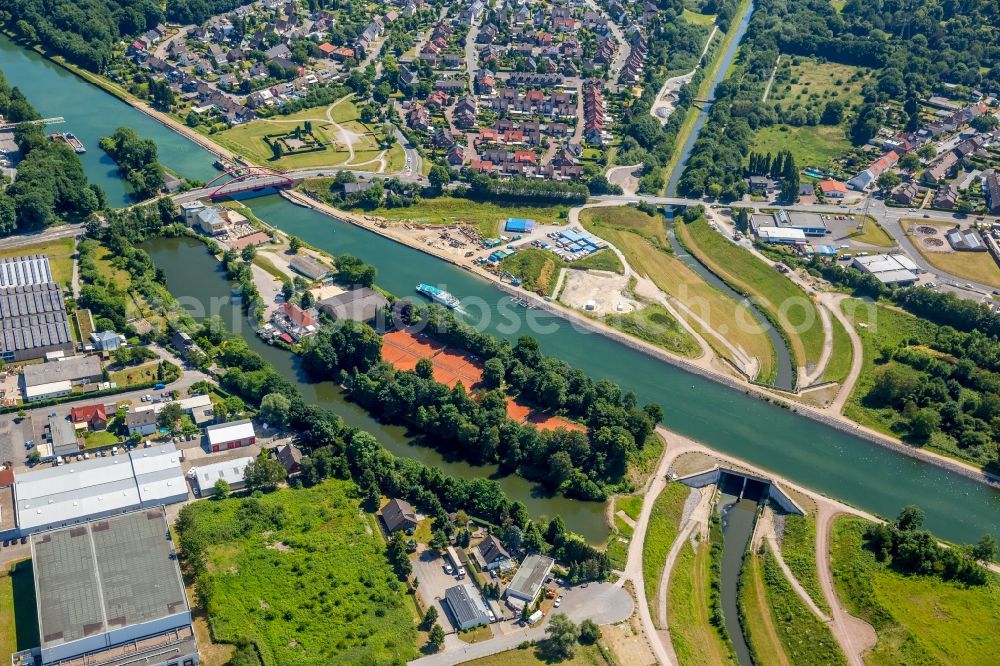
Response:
[71,404,107,425]
[282,302,316,328]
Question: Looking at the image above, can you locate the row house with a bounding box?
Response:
[426,90,449,109]
[583,83,606,146]
[408,104,431,131]
[475,69,496,94]
[595,37,617,65]
[454,96,478,129]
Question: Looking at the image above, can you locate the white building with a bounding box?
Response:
[130,445,189,508]
[756,227,807,245]
[206,419,256,453]
[191,456,254,494]
[852,254,920,286]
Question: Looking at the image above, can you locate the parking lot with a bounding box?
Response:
[413,547,471,633]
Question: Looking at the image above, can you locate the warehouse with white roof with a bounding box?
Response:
[191,456,254,494]
[852,254,920,286]
[12,444,187,535]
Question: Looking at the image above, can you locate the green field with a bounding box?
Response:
[668,539,737,665]
[606,304,702,358]
[850,218,896,248]
[0,560,39,660]
[751,125,854,172]
[500,248,564,296]
[580,206,777,382]
[778,514,830,614]
[839,300,936,435]
[571,248,624,274]
[769,58,868,115]
[739,552,789,666]
[682,8,717,24]
[676,216,824,372]
[177,480,418,665]
[209,100,389,170]
[902,220,1000,289]
[642,481,692,621]
[830,515,1000,665]
[618,495,643,521]
[0,237,76,287]
[755,549,846,664]
[81,429,119,449]
[357,196,568,238]
[822,312,854,385]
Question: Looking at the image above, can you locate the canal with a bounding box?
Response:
[4,39,1000,545]
[143,235,610,542]
[0,34,219,206]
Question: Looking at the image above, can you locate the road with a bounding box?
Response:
[0,222,86,248]
[585,0,629,82]
[464,14,482,93]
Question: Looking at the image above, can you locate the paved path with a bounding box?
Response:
[761,54,782,102]
[757,509,831,622]
[650,27,718,124]
[0,223,85,250]
[605,164,642,196]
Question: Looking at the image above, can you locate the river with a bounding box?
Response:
[4,38,1000,545]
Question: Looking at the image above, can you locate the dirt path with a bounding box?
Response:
[802,301,834,387]
[761,54,782,102]
[649,27,718,124]
[823,293,865,414]
[758,510,831,622]
[656,488,712,630]
[815,505,878,665]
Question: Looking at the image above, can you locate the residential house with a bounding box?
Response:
[818,179,848,199]
[126,408,159,437]
[380,498,419,533]
[276,443,303,475]
[48,416,80,458]
[933,184,958,209]
[986,172,1000,215]
[473,534,514,571]
[70,404,109,431]
[891,182,920,206]
[273,302,319,340]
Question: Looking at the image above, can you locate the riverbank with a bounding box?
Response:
[280,189,1000,492]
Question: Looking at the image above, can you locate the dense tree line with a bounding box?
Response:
[3,0,163,71]
[461,172,589,204]
[164,0,244,26]
[301,305,662,500]
[99,126,165,200]
[0,72,103,235]
[865,506,994,585]
[678,0,1000,198]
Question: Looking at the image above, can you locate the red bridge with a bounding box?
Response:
[203,166,295,200]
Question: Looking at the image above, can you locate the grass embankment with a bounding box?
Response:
[822,313,854,385]
[606,304,702,358]
[467,643,610,666]
[849,218,896,248]
[0,560,39,659]
[743,548,846,665]
[0,237,76,286]
[668,529,737,664]
[572,248,624,274]
[675,216,824,372]
[830,515,1000,665]
[682,8,717,25]
[902,220,1000,289]
[352,196,568,238]
[580,206,776,382]
[778,514,830,614]
[642,482,692,618]
[738,551,790,666]
[178,480,418,664]
[501,248,563,296]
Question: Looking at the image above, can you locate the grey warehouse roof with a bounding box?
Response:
[444,583,489,627]
[31,508,189,650]
[22,355,102,388]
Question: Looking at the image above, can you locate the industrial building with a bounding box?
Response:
[47,415,80,458]
[751,211,828,237]
[504,217,536,233]
[29,508,198,666]
[444,583,491,630]
[504,554,554,605]
[852,254,919,286]
[946,228,986,252]
[756,227,807,245]
[13,444,187,535]
[288,254,330,280]
[21,354,103,402]
[0,255,55,288]
[317,287,389,323]
[0,282,75,363]
[191,456,253,494]
[206,419,256,452]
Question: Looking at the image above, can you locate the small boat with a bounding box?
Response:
[50,132,86,153]
[416,283,460,309]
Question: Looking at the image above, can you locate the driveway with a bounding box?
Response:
[413,547,465,633]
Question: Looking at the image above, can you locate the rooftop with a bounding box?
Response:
[22,356,102,388]
[206,419,255,445]
[192,456,253,492]
[506,554,554,600]
[0,255,53,288]
[31,508,189,654]
[444,583,490,628]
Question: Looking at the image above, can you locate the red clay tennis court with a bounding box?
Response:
[381,330,481,389]
[505,397,586,432]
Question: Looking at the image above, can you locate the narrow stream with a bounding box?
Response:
[717,486,758,666]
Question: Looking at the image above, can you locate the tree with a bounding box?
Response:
[969,535,997,563]
[243,453,288,492]
[578,619,600,645]
[428,165,451,190]
[289,236,302,254]
[428,624,445,650]
[876,171,901,190]
[895,505,925,532]
[541,614,579,660]
[259,393,291,427]
[213,478,230,499]
[482,357,504,389]
[422,605,438,630]
[821,100,845,125]
[241,244,257,261]
[910,408,940,440]
[157,402,183,433]
[898,153,920,171]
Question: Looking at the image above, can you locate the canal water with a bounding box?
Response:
[142,235,610,541]
[717,490,756,666]
[5,38,1000,545]
[0,34,219,206]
